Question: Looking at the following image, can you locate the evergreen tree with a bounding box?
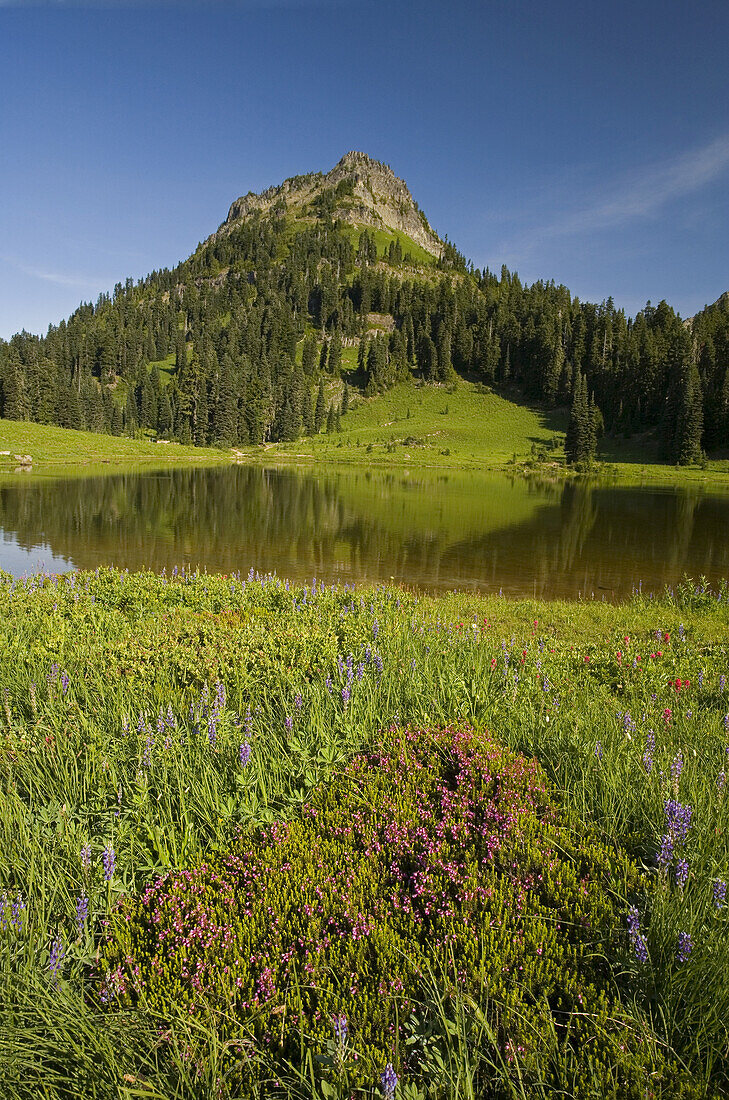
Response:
[673,364,704,465]
[302,384,314,434]
[328,330,342,375]
[301,334,317,376]
[314,377,326,432]
[111,401,124,436]
[565,371,591,463]
[341,381,350,417]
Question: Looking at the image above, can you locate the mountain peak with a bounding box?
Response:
[221,153,442,258]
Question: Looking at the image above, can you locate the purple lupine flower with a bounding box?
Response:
[284,716,293,732]
[594,742,603,761]
[143,725,154,767]
[633,933,649,964]
[341,686,351,706]
[678,623,685,639]
[356,662,365,681]
[698,670,704,688]
[60,670,70,695]
[627,906,648,963]
[103,846,116,882]
[75,895,89,935]
[364,645,372,664]
[333,1013,348,1046]
[675,859,689,889]
[49,934,64,986]
[643,731,656,772]
[166,704,176,729]
[713,880,727,907]
[239,741,251,766]
[374,653,383,675]
[244,707,253,736]
[294,693,303,711]
[724,714,729,732]
[664,799,693,843]
[657,833,674,871]
[80,844,91,870]
[677,932,692,963]
[207,715,218,748]
[671,752,683,784]
[11,893,25,931]
[719,771,727,793]
[720,675,726,693]
[381,1063,398,1100]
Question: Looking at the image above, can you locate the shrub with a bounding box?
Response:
[102,725,689,1096]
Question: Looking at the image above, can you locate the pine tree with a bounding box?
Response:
[565,371,591,463]
[341,381,350,416]
[326,402,335,433]
[314,377,326,432]
[328,330,342,375]
[436,326,453,382]
[673,364,703,465]
[111,401,124,436]
[301,334,317,376]
[302,384,314,434]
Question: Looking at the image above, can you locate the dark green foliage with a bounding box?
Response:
[102,726,688,1098]
[313,377,326,433]
[565,371,601,464]
[672,363,704,465]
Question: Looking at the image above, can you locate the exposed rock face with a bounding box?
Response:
[220,151,442,258]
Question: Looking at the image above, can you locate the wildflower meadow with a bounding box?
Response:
[0,567,727,1098]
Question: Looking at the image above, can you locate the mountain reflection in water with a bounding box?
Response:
[1,465,728,598]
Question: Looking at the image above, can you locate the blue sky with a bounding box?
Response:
[1,0,727,339]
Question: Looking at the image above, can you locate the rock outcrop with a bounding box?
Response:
[219,151,442,258]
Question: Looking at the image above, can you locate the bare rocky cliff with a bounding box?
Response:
[219,151,443,257]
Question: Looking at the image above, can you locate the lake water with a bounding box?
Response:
[1,464,728,598]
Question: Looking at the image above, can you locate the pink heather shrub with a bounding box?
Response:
[101,727,691,1098]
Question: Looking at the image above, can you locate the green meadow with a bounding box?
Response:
[0,568,728,1098]
[0,419,229,474]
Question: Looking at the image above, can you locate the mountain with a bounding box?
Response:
[220,151,443,259]
[0,153,727,464]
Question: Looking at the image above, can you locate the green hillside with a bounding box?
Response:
[0,419,229,473]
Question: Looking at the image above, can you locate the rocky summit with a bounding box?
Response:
[219,151,443,257]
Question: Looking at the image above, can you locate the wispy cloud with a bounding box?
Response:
[2,256,111,291]
[496,134,729,260]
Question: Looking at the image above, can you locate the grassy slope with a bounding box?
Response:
[255,377,566,468]
[0,419,230,473]
[252,375,729,485]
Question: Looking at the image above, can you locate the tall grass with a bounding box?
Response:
[0,568,727,1096]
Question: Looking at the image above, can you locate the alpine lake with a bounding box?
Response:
[1,462,728,598]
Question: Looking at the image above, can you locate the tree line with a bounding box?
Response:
[0,198,726,464]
